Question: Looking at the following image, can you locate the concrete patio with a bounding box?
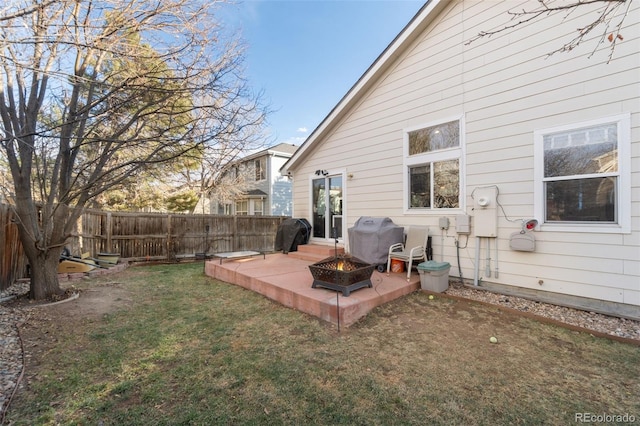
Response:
[204,244,421,327]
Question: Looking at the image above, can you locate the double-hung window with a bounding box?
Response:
[255,158,266,181]
[404,118,463,212]
[235,199,248,215]
[534,114,630,233]
[252,199,264,216]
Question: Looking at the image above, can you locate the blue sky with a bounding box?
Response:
[221,0,425,147]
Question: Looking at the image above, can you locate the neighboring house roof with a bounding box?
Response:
[267,142,299,156]
[245,189,268,197]
[239,142,298,164]
[281,0,445,175]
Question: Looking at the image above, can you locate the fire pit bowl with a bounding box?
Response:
[309,255,375,296]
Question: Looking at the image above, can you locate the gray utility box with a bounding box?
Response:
[418,261,451,292]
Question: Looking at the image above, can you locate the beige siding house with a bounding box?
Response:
[281,0,640,318]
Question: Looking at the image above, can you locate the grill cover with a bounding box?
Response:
[275,218,311,253]
[348,217,404,265]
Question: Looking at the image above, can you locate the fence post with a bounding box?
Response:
[233,215,238,251]
[106,211,112,253]
[167,214,172,260]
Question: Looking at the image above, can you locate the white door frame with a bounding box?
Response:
[308,169,347,243]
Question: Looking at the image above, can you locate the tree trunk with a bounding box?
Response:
[28,251,64,300]
[12,198,67,300]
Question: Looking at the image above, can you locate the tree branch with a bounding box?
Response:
[465,0,632,63]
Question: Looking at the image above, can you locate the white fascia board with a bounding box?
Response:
[281,0,448,175]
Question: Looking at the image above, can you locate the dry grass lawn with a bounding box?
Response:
[7,263,640,425]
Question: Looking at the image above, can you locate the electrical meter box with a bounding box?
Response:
[456,214,471,234]
[473,186,498,237]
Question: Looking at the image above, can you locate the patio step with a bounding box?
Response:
[287,244,345,262]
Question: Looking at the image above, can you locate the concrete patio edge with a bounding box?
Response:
[204,252,420,327]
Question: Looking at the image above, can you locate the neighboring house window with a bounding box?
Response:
[235,199,248,215]
[404,118,462,211]
[223,203,232,215]
[534,113,630,233]
[253,199,264,216]
[255,158,266,181]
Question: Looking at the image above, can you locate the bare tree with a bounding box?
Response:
[466,0,634,62]
[178,141,267,214]
[0,0,268,299]
[160,96,271,214]
[205,160,260,213]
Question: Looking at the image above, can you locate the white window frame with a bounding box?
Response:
[403,115,465,215]
[235,199,248,215]
[533,113,631,234]
[308,169,347,242]
[252,198,264,216]
[255,158,266,181]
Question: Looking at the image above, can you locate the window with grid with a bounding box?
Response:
[534,114,630,233]
[252,199,264,215]
[235,199,248,215]
[404,119,462,211]
[255,158,266,181]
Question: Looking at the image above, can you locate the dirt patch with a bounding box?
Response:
[15,282,134,384]
[42,282,132,319]
[6,280,131,313]
[18,282,133,333]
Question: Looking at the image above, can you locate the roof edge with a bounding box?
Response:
[281,0,448,175]
[239,143,298,163]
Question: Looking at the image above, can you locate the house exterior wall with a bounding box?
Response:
[210,150,293,215]
[270,154,292,216]
[288,0,639,313]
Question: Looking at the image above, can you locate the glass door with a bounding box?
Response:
[312,175,343,240]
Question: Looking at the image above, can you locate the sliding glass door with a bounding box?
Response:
[312,175,343,240]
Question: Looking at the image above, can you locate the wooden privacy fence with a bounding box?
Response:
[0,203,27,291]
[0,203,289,290]
[78,210,288,261]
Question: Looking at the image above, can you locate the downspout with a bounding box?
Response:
[267,153,273,216]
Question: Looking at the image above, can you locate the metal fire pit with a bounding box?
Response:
[309,256,375,296]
